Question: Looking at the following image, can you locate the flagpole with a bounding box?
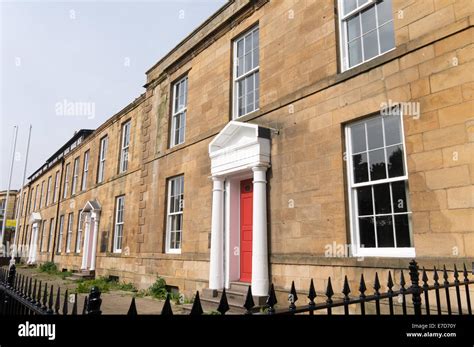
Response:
[11,125,32,263]
[1,125,19,255]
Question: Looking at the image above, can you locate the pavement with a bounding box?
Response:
[7,266,188,315]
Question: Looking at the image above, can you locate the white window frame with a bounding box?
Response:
[338,0,396,72]
[57,215,64,253]
[233,25,260,119]
[71,157,79,195]
[166,175,184,254]
[40,220,47,252]
[66,212,74,253]
[113,195,125,253]
[345,109,414,257]
[76,210,83,253]
[53,171,60,203]
[170,76,188,148]
[48,218,54,252]
[33,185,39,211]
[119,121,131,174]
[46,176,52,206]
[63,164,70,199]
[39,181,44,209]
[81,150,89,191]
[97,136,108,183]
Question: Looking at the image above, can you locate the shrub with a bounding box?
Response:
[75,277,137,294]
[114,281,137,292]
[148,277,168,300]
[38,262,58,274]
[76,277,111,294]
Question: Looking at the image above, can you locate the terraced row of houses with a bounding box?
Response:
[11,0,474,302]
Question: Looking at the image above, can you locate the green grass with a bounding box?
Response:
[75,277,138,294]
[38,262,72,279]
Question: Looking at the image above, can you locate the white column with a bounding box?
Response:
[209,177,225,290]
[27,223,37,264]
[30,222,39,264]
[251,166,269,297]
[81,215,90,270]
[89,213,99,271]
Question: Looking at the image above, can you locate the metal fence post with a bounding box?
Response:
[87,286,102,315]
[409,259,422,315]
[7,264,16,287]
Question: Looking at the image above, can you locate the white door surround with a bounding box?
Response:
[80,200,101,271]
[27,212,42,264]
[208,121,272,297]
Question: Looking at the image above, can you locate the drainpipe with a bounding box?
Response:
[51,158,65,263]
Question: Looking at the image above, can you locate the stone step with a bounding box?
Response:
[65,270,95,281]
[229,281,251,294]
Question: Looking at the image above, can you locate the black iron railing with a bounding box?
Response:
[243,260,473,315]
[1,259,472,315]
[0,264,101,315]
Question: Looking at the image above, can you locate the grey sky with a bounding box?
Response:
[0,0,226,190]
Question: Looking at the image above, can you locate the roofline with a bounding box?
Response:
[26,93,147,183]
[45,129,94,164]
[0,190,19,194]
[145,0,235,76]
[27,129,94,180]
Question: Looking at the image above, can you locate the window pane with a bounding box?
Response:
[373,183,391,214]
[379,21,395,53]
[353,153,369,183]
[347,15,361,41]
[376,216,394,247]
[391,181,407,213]
[179,112,186,143]
[383,115,401,145]
[253,30,259,69]
[244,33,253,54]
[237,38,244,58]
[369,149,386,180]
[348,38,362,67]
[362,29,378,60]
[237,56,244,77]
[377,0,393,25]
[395,214,411,247]
[244,53,252,75]
[359,217,375,247]
[366,117,384,150]
[361,6,376,34]
[344,0,357,15]
[386,145,404,177]
[246,75,255,113]
[357,186,373,216]
[176,214,182,231]
[351,123,366,153]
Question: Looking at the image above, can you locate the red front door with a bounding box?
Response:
[240,179,253,283]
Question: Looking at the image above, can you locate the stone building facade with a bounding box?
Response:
[0,189,18,249]
[15,0,474,299]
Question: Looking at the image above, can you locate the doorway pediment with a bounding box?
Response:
[209,121,271,177]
